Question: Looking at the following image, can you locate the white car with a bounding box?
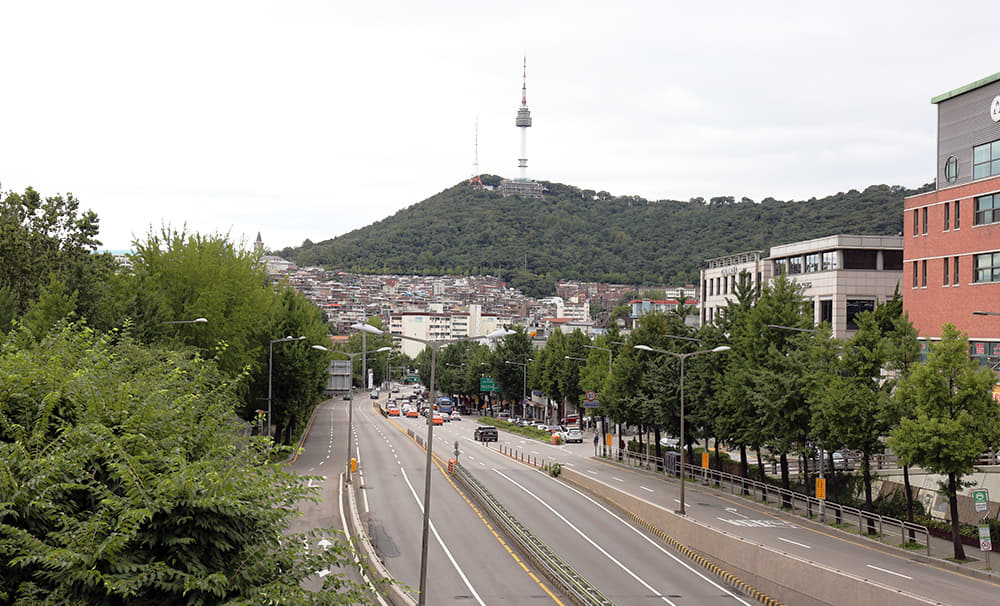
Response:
[450,412,462,421]
[563,428,583,443]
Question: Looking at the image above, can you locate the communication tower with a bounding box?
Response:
[469,118,483,189]
[501,57,544,198]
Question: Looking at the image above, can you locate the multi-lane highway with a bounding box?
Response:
[292,389,1000,604]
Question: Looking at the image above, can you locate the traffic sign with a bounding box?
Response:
[973,488,990,513]
[586,390,597,402]
[582,400,600,408]
[480,377,500,392]
[979,524,992,552]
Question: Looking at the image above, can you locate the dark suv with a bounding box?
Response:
[474,426,498,442]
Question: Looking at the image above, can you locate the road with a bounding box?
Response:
[291,391,1000,604]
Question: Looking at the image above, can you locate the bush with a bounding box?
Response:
[549,462,562,477]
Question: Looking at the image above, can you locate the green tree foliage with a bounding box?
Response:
[888,324,1000,560]
[20,276,79,340]
[279,180,929,295]
[748,274,814,493]
[0,187,118,329]
[0,322,366,604]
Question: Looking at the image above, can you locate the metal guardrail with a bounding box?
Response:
[617,449,931,556]
[453,464,614,606]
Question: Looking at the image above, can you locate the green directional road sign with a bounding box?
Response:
[480,377,500,392]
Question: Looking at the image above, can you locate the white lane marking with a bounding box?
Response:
[777,537,811,549]
[586,469,599,475]
[725,507,749,519]
[397,462,485,605]
[866,564,912,580]
[504,471,755,606]
[337,472,390,606]
[612,477,624,482]
[492,472,667,606]
[640,485,654,493]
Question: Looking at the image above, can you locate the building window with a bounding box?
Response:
[883,250,903,270]
[973,140,1000,180]
[944,202,950,230]
[821,251,837,271]
[944,257,950,285]
[955,201,961,229]
[922,207,928,235]
[974,252,1000,283]
[774,258,787,275]
[844,249,878,270]
[954,257,960,285]
[846,299,876,331]
[805,253,820,273]
[819,300,833,325]
[913,209,919,236]
[912,261,918,288]
[788,256,802,274]
[945,155,959,183]
[974,193,1000,226]
[922,260,927,287]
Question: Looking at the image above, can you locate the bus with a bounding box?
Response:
[437,397,453,415]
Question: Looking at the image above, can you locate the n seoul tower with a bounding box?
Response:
[515,56,532,180]
[501,57,544,198]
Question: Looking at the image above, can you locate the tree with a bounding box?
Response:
[0,187,117,328]
[888,324,1000,560]
[0,322,367,604]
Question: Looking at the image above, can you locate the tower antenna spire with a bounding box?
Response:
[469,117,483,189]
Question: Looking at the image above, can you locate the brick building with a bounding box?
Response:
[904,72,1000,367]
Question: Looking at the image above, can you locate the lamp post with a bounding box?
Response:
[268,336,306,438]
[350,322,384,392]
[400,328,514,606]
[504,359,532,418]
[162,317,208,324]
[634,343,730,515]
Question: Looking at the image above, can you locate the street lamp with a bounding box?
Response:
[350,322,384,392]
[162,317,208,324]
[399,328,514,606]
[634,343,730,515]
[504,359,532,418]
[268,336,306,438]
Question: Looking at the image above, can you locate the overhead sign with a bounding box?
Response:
[480,377,500,392]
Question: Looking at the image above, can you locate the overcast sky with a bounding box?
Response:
[3,1,997,252]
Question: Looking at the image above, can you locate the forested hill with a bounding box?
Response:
[279,177,931,297]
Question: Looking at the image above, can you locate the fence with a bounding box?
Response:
[616,448,931,556]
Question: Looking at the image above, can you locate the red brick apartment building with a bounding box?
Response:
[905,72,1000,368]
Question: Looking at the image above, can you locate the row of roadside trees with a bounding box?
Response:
[0,187,369,603]
[426,269,1000,561]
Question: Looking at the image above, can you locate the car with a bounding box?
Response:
[370,390,379,399]
[450,412,462,421]
[391,385,400,393]
[387,406,400,416]
[474,426,498,442]
[406,409,419,418]
[831,451,848,470]
[659,436,680,448]
[563,428,583,443]
[432,413,444,425]
[497,412,511,422]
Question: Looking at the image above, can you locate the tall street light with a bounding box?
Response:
[268,336,306,438]
[399,328,514,606]
[162,317,208,324]
[350,322,384,392]
[504,359,532,418]
[634,343,730,515]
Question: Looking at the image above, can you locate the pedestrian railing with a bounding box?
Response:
[614,448,930,556]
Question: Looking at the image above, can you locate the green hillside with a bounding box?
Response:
[280,177,931,297]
